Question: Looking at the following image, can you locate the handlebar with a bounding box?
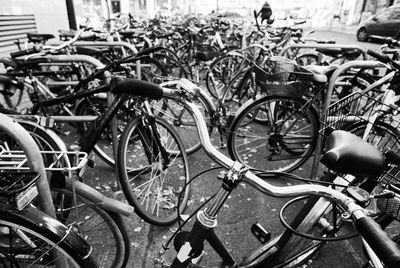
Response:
[355,216,400,268]
[10,46,41,58]
[367,49,400,70]
[159,78,400,268]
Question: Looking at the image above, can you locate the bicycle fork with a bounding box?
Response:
[171,162,247,268]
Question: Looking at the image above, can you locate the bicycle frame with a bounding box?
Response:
[161,83,384,268]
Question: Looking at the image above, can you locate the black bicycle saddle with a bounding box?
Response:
[320,130,385,177]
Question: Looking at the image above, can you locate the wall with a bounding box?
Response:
[0,0,70,35]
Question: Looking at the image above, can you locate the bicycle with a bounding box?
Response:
[7,76,191,228]
[0,112,97,267]
[106,78,400,268]
[0,118,132,267]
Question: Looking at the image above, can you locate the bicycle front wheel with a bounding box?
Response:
[227,95,319,173]
[117,115,191,226]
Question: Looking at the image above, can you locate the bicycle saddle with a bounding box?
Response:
[27,33,55,44]
[303,65,337,83]
[320,130,385,177]
[194,51,221,61]
[110,77,163,100]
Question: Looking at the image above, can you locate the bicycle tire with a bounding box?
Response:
[227,95,319,173]
[205,53,249,99]
[153,53,188,79]
[138,56,168,82]
[344,120,400,153]
[0,206,98,267]
[150,92,214,155]
[16,122,130,267]
[117,115,191,226]
[51,188,130,268]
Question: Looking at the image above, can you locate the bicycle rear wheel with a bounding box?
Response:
[16,122,129,267]
[0,206,97,267]
[117,115,191,226]
[227,95,319,173]
[51,188,130,268]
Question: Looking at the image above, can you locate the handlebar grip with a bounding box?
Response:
[355,216,400,268]
[367,49,391,63]
[384,149,400,165]
[10,47,40,58]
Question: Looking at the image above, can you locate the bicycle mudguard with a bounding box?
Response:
[110,77,163,100]
[70,180,134,217]
[0,205,92,260]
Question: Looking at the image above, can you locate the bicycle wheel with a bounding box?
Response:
[16,122,129,267]
[153,53,188,79]
[0,206,97,267]
[227,95,319,172]
[206,53,249,99]
[345,120,400,151]
[117,115,191,226]
[138,56,168,82]
[51,188,130,268]
[332,72,375,103]
[150,93,214,155]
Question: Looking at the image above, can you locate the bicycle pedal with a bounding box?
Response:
[251,223,271,244]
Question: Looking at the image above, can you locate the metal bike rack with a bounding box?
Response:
[278,44,368,60]
[310,60,388,179]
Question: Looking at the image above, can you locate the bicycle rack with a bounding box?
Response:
[278,44,368,60]
[310,60,388,179]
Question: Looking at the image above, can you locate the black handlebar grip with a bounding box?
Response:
[10,47,39,58]
[384,149,400,166]
[367,49,391,63]
[355,216,400,268]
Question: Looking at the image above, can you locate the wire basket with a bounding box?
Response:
[320,91,400,154]
[374,163,400,221]
[0,146,88,173]
[256,56,315,83]
[255,56,314,98]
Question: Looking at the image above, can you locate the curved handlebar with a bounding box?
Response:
[367,49,400,70]
[355,216,400,268]
[159,78,400,268]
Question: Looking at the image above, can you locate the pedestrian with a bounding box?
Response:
[259,1,274,24]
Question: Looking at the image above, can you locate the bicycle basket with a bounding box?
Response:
[320,91,400,154]
[374,163,400,221]
[256,56,314,83]
[255,56,314,98]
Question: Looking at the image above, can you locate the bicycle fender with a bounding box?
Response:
[0,205,92,260]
